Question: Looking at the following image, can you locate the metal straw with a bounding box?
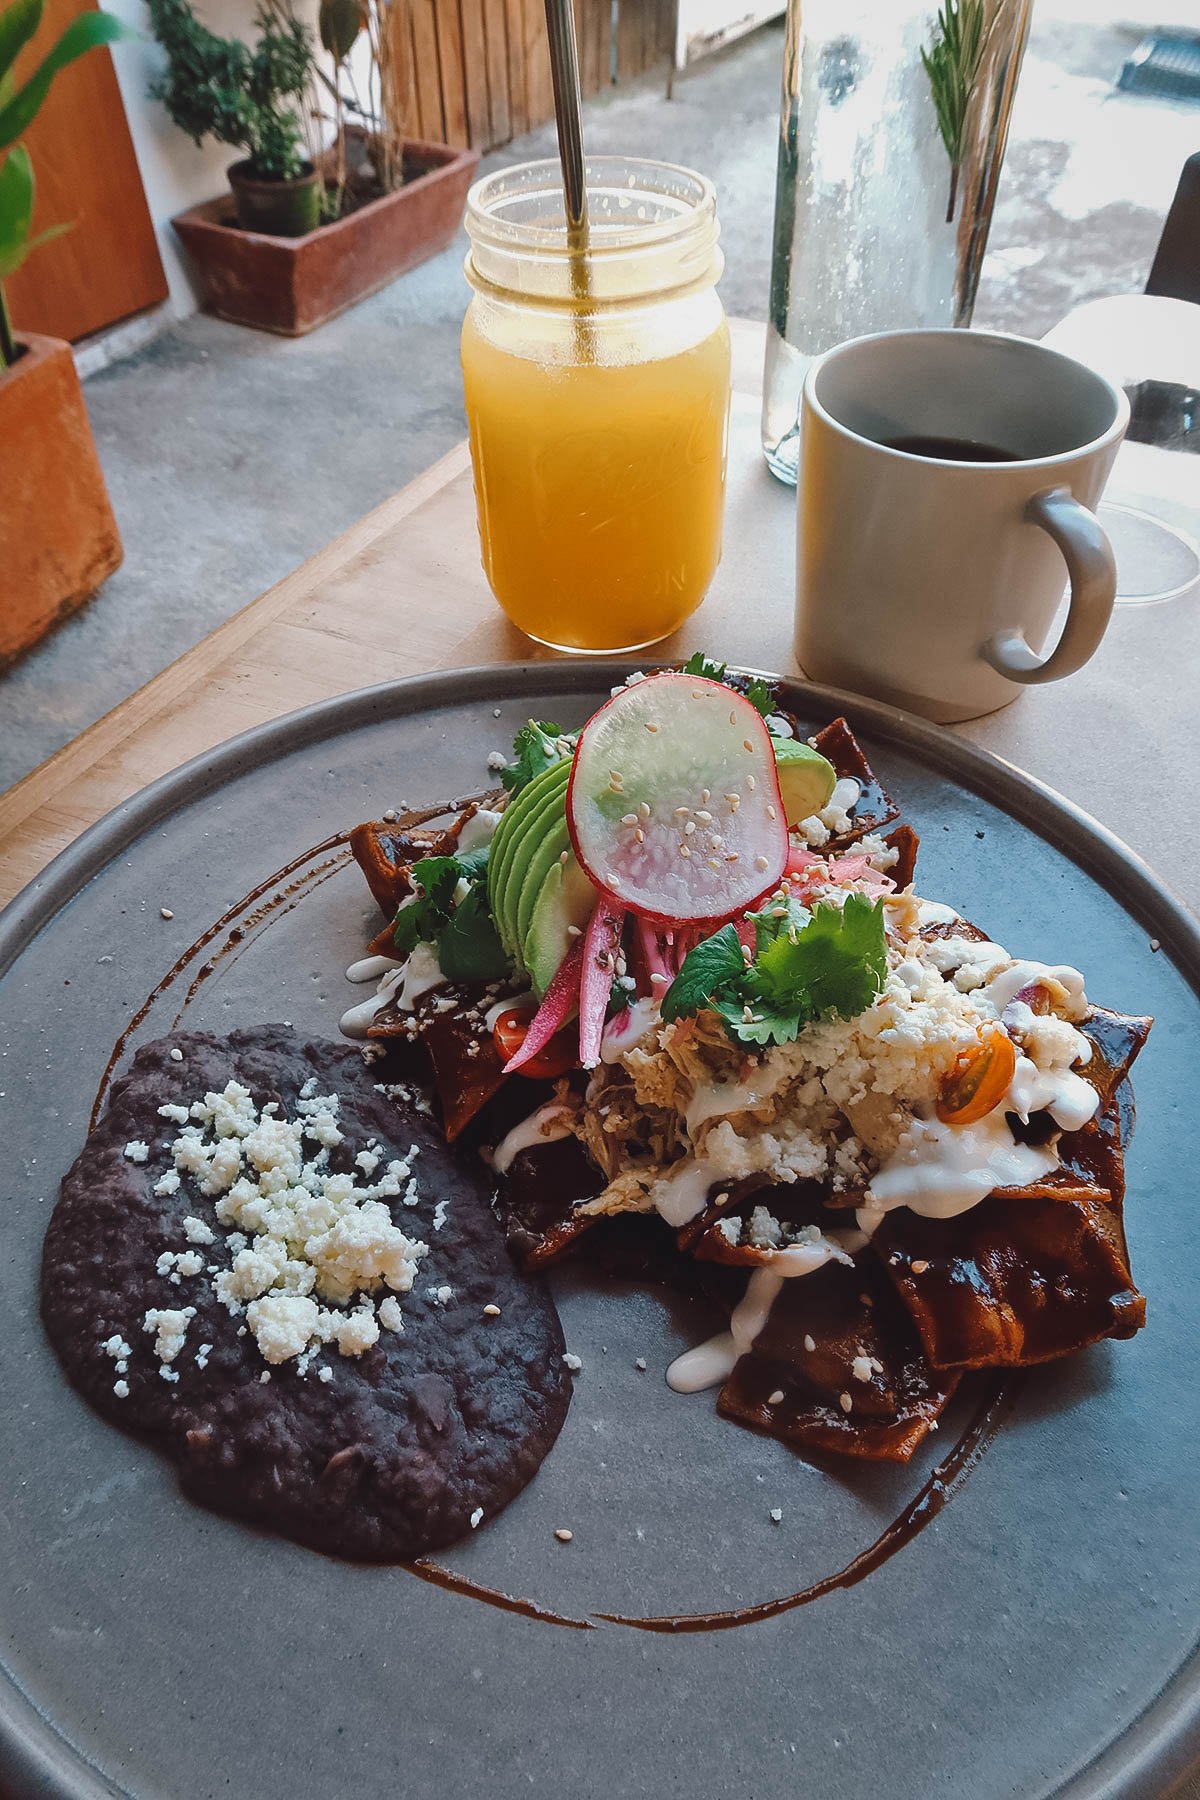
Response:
[544,0,588,233]
[543,0,593,355]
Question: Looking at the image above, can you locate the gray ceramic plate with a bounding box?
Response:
[1,666,1198,1800]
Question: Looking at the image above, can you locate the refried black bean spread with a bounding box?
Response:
[41,1025,571,1560]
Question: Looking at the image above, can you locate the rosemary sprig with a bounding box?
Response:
[922,0,990,223]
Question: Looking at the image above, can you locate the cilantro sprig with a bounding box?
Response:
[393,846,510,982]
[501,721,577,795]
[661,894,888,1048]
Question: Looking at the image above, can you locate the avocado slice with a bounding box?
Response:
[514,814,571,957]
[488,760,571,952]
[773,738,837,826]
[525,853,596,998]
[494,775,571,961]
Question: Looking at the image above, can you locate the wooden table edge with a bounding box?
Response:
[0,441,474,864]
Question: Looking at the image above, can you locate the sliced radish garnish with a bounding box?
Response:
[566,673,788,925]
[579,898,626,1069]
[502,938,584,1075]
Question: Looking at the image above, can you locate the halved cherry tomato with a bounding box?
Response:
[491,1009,578,1080]
[935,1025,1017,1126]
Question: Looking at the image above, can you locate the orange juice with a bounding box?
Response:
[462,312,731,651]
[462,157,731,653]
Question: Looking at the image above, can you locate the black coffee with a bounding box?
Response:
[882,433,1021,463]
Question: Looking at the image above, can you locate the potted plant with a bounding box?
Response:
[0,0,129,668]
[155,0,479,336]
[147,0,320,236]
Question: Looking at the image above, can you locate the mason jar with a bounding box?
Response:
[462,157,731,653]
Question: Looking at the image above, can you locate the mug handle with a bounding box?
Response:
[983,486,1117,685]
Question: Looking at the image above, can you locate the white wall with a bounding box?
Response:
[106,0,330,317]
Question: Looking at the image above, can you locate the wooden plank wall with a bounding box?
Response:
[407,0,675,153]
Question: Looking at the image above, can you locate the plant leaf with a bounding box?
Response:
[0,140,32,275]
[749,893,888,1022]
[436,883,509,982]
[659,924,745,1022]
[318,0,359,60]
[0,0,42,86]
[501,720,575,795]
[0,11,134,151]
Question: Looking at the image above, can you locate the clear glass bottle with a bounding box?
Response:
[462,157,731,653]
[762,0,1032,484]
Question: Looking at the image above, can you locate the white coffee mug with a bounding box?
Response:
[795,329,1130,722]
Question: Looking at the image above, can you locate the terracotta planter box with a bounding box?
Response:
[0,333,122,669]
[173,139,480,337]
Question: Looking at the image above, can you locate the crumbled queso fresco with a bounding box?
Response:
[106,1076,432,1391]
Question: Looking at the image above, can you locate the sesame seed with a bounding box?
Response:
[169,1047,184,1062]
[622,813,638,826]
[839,1391,853,1413]
[708,858,721,870]
[755,855,770,870]
[638,802,651,819]
[645,722,659,733]
[692,689,705,699]
[636,829,645,843]
[680,845,692,858]
[567,924,582,937]
[483,1303,501,1317]
[555,1528,574,1543]
[559,849,569,864]
[382,808,398,822]
[859,1293,874,1307]
[160,907,174,920]
[700,789,710,804]
[741,945,753,964]
[743,739,754,752]
[683,821,696,836]
[767,1389,785,1406]
[650,971,669,985]
[695,809,713,822]
[729,710,738,725]
[635,1357,647,1371]
[605,871,618,885]
[674,806,691,817]
[726,851,740,863]
[747,775,757,791]
[766,804,777,820]
[803,1334,816,1352]
[713,1191,730,1206]
[910,1259,930,1274]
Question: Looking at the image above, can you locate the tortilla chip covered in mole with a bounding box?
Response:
[719,1259,959,1462]
[875,1189,1145,1369]
[496,1136,603,1269]
[809,717,901,846]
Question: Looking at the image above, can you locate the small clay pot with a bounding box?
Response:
[227,161,321,238]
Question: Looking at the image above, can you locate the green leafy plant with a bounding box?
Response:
[661,893,888,1049]
[921,0,994,222]
[314,0,411,209]
[393,848,509,983]
[0,0,132,369]
[501,720,577,796]
[146,0,314,181]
